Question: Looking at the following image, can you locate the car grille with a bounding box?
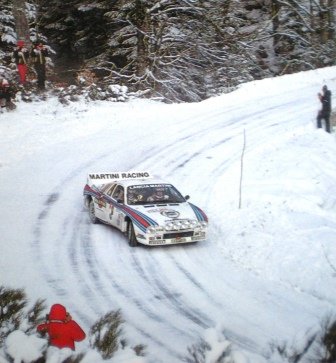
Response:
[163,231,194,239]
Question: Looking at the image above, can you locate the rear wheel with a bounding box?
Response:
[127,222,138,247]
[89,200,98,224]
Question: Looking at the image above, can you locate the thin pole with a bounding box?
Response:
[239,129,246,209]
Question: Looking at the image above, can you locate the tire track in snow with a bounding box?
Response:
[69,221,189,361]
[128,248,211,328]
[29,97,304,361]
[29,137,211,361]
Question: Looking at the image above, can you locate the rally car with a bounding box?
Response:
[83,171,208,247]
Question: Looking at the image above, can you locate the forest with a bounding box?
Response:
[0,0,335,102]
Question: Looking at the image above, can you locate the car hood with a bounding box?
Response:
[124,201,207,228]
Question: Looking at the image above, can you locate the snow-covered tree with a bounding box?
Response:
[1,0,335,101]
[248,0,336,74]
[32,0,262,101]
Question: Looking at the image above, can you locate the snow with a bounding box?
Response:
[0,66,336,363]
[4,331,46,363]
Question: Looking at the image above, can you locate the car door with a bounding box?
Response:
[107,185,125,229]
[93,193,109,222]
[95,183,116,224]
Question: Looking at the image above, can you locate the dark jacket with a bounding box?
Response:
[30,45,49,65]
[320,89,332,114]
[0,78,16,100]
[37,304,86,350]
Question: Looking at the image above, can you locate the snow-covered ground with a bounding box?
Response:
[0,67,336,363]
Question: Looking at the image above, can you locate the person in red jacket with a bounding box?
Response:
[12,40,29,84]
[37,304,86,362]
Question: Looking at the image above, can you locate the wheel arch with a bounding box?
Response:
[126,219,138,247]
[84,195,92,208]
[123,215,131,233]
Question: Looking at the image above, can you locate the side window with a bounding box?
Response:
[106,184,117,196]
[112,186,124,203]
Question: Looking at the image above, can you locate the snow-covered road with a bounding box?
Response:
[1,67,336,363]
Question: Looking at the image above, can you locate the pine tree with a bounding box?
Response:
[2,0,335,101]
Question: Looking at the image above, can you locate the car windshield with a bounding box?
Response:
[127,184,185,205]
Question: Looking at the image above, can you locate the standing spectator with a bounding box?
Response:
[317,85,332,133]
[30,41,49,91]
[12,40,29,85]
[37,303,86,363]
[0,76,16,111]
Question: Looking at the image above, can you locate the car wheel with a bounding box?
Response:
[89,200,98,224]
[127,222,138,247]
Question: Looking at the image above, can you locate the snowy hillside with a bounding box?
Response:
[0,67,336,363]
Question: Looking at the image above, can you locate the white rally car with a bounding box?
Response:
[83,172,208,247]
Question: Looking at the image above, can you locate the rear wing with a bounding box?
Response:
[87,171,153,187]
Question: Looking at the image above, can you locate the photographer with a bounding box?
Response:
[37,304,86,363]
[30,41,49,91]
[317,85,332,133]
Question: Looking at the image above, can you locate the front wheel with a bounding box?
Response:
[127,222,138,247]
[89,200,98,224]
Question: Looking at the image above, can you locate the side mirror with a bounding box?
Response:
[185,195,190,200]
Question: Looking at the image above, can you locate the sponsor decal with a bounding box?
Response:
[89,172,151,180]
[130,183,171,190]
[109,204,114,220]
[147,208,162,213]
[96,198,106,208]
[192,235,206,241]
[147,208,180,218]
[171,237,187,243]
[149,240,166,245]
[160,209,180,218]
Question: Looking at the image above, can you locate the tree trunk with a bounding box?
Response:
[327,0,335,40]
[271,0,281,54]
[310,0,315,29]
[319,0,328,43]
[12,0,31,45]
[135,0,149,77]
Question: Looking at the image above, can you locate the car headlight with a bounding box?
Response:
[189,220,198,227]
[146,225,164,233]
[164,219,202,230]
[165,222,174,231]
[200,221,208,228]
[181,221,190,229]
[147,226,158,234]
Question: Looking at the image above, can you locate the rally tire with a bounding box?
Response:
[89,200,98,224]
[127,222,138,247]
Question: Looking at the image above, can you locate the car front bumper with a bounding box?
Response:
[136,229,207,246]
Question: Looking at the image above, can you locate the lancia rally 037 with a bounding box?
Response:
[83,172,208,247]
